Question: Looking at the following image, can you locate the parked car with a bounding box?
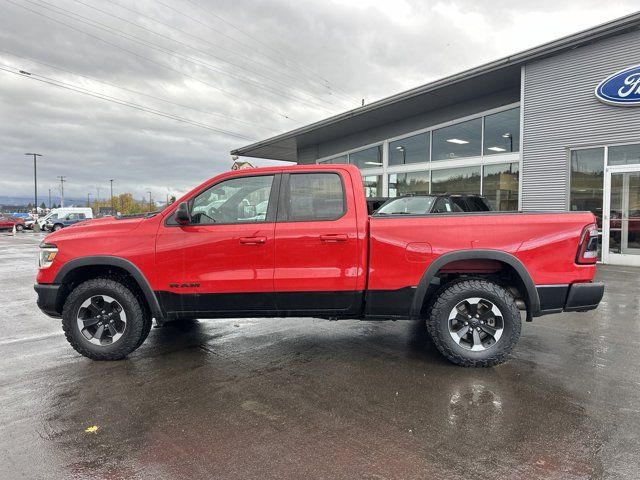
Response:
[0,214,25,231]
[23,215,37,230]
[37,207,93,229]
[376,194,492,215]
[43,212,90,231]
[367,194,492,215]
[35,164,603,366]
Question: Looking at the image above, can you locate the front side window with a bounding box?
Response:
[432,118,482,161]
[432,197,460,213]
[190,175,274,225]
[287,173,344,221]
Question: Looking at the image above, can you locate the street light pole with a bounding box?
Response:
[48,188,51,209]
[109,179,114,211]
[87,192,92,208]
[57,176,66,207]
[24,153,42,214]
[147,191,152,211]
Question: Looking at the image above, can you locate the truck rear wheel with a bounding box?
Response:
[62,278,151,360]
[426,279,521,367]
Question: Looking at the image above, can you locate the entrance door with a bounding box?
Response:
[604,167,640,266]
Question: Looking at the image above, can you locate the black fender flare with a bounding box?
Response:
[54,256,165,320]
[410,249,540,318]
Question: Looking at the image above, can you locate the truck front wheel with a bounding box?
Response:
[62,278,152,360]
[426,279,521,367]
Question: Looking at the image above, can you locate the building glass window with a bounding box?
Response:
[388,171,430,197]
[570,148,604,228]
[318,155,348,165]
[608,143,640,166]
[389,132,430,165]
[483,107,520,155]
[362,175,382,198]
[483,162,519,211]
[432,118,482,161]
[349,145,382,169]
[431,166,481,194]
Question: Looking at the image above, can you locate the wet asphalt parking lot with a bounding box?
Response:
[0,231,638,480]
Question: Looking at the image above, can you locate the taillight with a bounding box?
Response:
[576,224,598,264]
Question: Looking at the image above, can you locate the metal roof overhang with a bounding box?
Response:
[231,12,640,162]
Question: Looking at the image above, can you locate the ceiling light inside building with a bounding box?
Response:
[364,161,383,166]
[446,138,469,144]
[487,146,507,152]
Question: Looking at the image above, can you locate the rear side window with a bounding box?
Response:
[286,173,345,221]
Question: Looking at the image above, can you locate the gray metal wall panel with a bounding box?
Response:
[522,29,640,211]
[298,89,519,163]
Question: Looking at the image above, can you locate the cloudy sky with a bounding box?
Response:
[0,0,638,203]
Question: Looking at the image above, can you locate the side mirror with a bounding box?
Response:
[175,202,191,225]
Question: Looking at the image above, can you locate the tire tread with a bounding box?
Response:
[62,278,150,360]
[425,278,521,367]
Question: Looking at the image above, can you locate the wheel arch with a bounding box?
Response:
[54,256,164,321]
[410,249,540,319]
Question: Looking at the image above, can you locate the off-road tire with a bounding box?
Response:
[426,278,521,367]
[62,278,151,360]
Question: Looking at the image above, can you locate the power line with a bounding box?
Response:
[155,0,358,105]
[4,0,296,121]
[0,48,280,133]
[19,0,344,113]
[78,0,353,108]
[106,0,353,104]
[1,65,256,140]
[180,0,362,104]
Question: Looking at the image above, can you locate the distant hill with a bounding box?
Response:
[0,195,86,207]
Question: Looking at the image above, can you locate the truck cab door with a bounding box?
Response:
[155,174,280,316]
[274,171,363,315]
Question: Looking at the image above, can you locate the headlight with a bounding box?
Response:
[39,242,58,269]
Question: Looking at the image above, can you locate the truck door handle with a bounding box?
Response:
[320,234,348,242]
[239,236,266,245]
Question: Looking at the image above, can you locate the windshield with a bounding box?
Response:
[376,196,436,215]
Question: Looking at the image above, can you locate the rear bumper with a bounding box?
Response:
[34,284,63,318]
[536,282,604,315]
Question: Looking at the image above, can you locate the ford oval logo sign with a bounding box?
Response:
[595,64,640,106]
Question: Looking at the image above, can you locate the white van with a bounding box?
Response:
[37,207,94,229]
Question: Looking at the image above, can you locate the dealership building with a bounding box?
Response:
[232,13,640,265]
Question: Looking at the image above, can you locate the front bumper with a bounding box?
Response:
[34,284,63,318]
[536,282,605,315]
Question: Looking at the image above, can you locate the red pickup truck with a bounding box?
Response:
[35,165,603,367]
